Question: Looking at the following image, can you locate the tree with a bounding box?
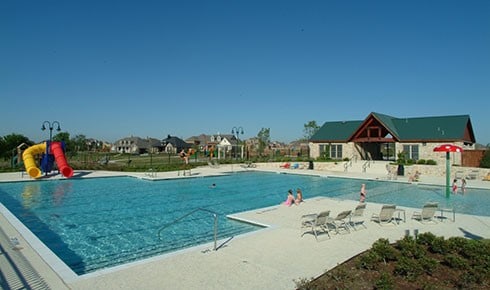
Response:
[257,128,270,156]
[0,133,34,160]
[52,132,76,153]
[481,149,490,168]
[71,134,88,152]
[303,121,320,140]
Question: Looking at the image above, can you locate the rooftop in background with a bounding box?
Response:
[311,112,475,144]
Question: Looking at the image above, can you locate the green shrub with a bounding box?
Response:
[443,254,468,269]
[416,232,437,246]
[458,267,488,288]
[396,236,425,259]
[394,256,424,281]
[426,159,437,165]
[416,159,426,164]
[375,271,395,290]
[326,266,350,282]
[372,238,399,263]
[419,256,439,275]
[357,251,382,270]
[429,236,449,254]
[446,236,469,253]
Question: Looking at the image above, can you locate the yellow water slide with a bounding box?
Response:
[22,143,46,178]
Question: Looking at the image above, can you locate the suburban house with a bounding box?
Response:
[186,133,241,158]
[112,137,164,154]
[309,112,476,166]
[112,136,152,154]
[161,135,192,154]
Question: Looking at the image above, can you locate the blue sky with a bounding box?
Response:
[2,0,489,144]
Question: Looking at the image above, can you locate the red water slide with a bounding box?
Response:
[50,142,74,178]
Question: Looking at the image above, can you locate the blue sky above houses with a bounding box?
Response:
[2,1,489,144]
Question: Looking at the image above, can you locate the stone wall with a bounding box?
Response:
[309,141,476,166]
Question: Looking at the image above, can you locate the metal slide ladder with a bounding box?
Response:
[157,208,219,251]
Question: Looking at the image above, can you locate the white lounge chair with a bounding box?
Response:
[326,210,352,234]
[371,204,397,226]
[411,202,438,224]
[300,210,331,241]
[349,203,367,230]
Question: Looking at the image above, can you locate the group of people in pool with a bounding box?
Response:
[284,188,303,206]
[452,178,467,194]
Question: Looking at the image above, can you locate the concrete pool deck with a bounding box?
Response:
[1,163,490,289]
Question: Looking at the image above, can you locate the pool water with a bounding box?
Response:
[0,171,489,275]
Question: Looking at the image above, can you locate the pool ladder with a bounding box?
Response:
[157,208,219,251]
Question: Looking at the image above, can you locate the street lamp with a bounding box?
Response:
[231,126,244,160]
[41,121,61,142]
[41,121,61,176]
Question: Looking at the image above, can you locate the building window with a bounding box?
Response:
[319,144,342,159]
[402,145,419,161]
[330,144,343,159]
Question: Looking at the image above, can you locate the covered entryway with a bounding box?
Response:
[354,142,396,161]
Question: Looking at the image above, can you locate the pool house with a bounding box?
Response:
[309,112,476,166]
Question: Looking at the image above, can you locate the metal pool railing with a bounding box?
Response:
[157,208,219,251]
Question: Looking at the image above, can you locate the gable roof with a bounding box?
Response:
[310,112,475,144]
[310,120,363,142]
[388,114,474,142]
[162,135,191,148]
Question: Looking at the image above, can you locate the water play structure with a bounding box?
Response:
[22,141,74,178]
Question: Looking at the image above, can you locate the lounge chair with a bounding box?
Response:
[411,202,438,224]
[326,210,352,234]
[300,210,331,240]
[291,163,299,169]
[280,162,291,169]
[349,203,367,230]
[371,204,397,226]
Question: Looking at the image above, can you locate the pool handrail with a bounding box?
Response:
[157,207,219,251]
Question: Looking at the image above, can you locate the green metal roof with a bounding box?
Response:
[310,120,363,141]
[310,113,474,143]
[390,114,471,141]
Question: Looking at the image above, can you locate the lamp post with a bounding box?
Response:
[41,121,61,142]
[41,121,61,176]
[231,126,244,160]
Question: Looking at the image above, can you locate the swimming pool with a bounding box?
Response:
[0,171,489,275]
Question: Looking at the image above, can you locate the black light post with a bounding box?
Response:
[147,138,153,168]
[41,121,61,176]
[41,121,61,143]
[231,126,244,160]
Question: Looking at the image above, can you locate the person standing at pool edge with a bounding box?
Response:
[360,184,366,203]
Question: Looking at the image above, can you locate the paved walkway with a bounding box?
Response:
[1,164,490,289]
